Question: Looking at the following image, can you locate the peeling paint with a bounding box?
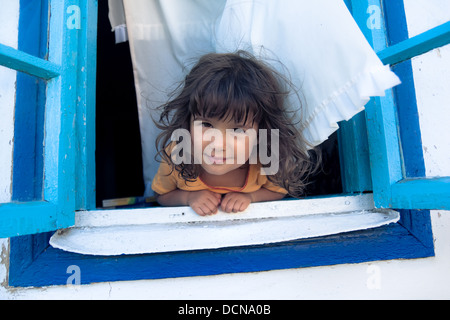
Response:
[0,239,10,288]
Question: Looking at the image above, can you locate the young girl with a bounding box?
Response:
[152,51,317,216]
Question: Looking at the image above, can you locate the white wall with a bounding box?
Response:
[0,0,18,203]
[0,0,19,293]
[1,0,450,299]
[405,0,450,177]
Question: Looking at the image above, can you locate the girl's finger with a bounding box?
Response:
[211,193,221,206]
[214,192,222,202]
[225,197,238,213]
[203,199,218,215]
[239,200,249,212]
[194,205,207,216]
[232,201,240,213]
[220,196,229,211]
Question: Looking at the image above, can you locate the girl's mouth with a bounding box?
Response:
[203,154,232,164]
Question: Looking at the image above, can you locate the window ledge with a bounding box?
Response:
[49,194,399,256]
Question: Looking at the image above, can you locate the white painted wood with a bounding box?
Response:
[50,209,399,256]
[75,193,376,227]
[49,194,399,256]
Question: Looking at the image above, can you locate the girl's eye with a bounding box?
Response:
[232,128,246,134]
[201,122,213,128]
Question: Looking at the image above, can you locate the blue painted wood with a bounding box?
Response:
[43,0,80,228]
[12,0,48,203]
[75,0,98,210]
[390,61,425,178]
[12,74,43,202]
[382,0,409,46]
[351,0,388,52]
[365,94,403,208]
[34,0,50,199]
[382,0,433,247]
[338,114,373,193]
[351,0,450,210]
[0,202,57,238]
[0,43,60,79]
[351,0,403,207]
[392,178,450,210]
[372,1,450,210]
[9,224,434,287]
[8,232,53,280]
[0,0,80,238]
[378,21,450,65]
[398,209,434,249]
[343,0,352,13]
[0,0,55,238]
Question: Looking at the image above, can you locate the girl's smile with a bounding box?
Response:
[203,154,230,164]
[191,115,258,175]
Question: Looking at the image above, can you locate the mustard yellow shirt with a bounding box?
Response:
[151,160,288,195]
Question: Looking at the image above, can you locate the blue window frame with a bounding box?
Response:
[360,2,450,211]
[0,0,96,238]
[3,0,449,287]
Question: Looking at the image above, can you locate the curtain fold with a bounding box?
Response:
[108,0,128,42]
[108,0,400,196]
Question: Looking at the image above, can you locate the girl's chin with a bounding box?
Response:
[200,163,240,176]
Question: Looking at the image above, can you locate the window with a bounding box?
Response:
[1,0,97,285]
[3,0,449,287]
[0,0,90,237]
[353,1,450,211]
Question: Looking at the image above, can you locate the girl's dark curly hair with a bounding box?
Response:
[155,51,320,197]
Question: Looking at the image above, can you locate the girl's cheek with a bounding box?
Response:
[234,136,256,156]
[246,135,258,153]
[190,130,204,164]
[190,127,204,147]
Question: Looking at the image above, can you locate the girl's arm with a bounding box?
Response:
[220,188,286,213]
[155,189,190,207]
[156,189,222,216]
[249,188,286,203]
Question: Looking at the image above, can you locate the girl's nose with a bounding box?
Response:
[218,129,231,153]
[203,128,227,153]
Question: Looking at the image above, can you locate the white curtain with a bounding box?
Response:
[108,0,401,197]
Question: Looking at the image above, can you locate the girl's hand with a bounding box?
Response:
[220,192,252,213]
[187,190,222,216]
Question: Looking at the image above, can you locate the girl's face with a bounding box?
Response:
[190,114,258,176]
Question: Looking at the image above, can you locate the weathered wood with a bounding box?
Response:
[0,43,60,79]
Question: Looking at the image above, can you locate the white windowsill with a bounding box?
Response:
[49,193,400,256]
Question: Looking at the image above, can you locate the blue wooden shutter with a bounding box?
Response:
[0,0,97,238]
[352,0,450,210]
